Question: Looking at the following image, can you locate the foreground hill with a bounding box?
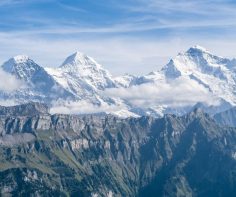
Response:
[0,104,236,196]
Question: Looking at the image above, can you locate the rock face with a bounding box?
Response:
[0,104,236,196]
[214,106,236,127]
[0,102,49,116]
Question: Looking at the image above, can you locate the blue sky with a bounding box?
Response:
[0,0,236,75]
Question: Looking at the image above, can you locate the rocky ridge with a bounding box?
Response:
[0,104,236,196]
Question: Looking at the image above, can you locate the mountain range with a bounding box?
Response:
[2,45,236,196]
[1,103,236,196]
[1,45,236,117]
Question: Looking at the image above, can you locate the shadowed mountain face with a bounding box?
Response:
[0,55,74,105]
[214,107,236,127]
[0,102,49,116]
[0,105,236,196]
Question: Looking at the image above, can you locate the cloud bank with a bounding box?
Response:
[105,77,219,108]
[50,100,123,115]
[50,76,220,116]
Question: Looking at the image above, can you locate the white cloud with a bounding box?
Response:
[0,69,24,92]
[0,99,18,106]
[47,76,220,115]
[105,77,219,108]
[50,100,123,115]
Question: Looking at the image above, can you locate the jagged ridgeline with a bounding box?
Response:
[2,46,236,117]
[1,103,236,196]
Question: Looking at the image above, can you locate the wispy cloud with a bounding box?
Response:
[0,0,22,6]
[1,0,236,34]
[0,0,40,6]
[58,2,87,13]
[123,0,236,16]
[4,20,236,35]
[112,0,236,33]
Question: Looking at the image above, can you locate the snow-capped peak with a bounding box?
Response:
[12,55,30,64]
[45,51,116,98]
[0,54,50,85]
[1,46,236,118]
[2,55,30,71]
[61,51,102,69]
[2,55,40,74]
[187,45,208,53]
[161,45,232,79]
